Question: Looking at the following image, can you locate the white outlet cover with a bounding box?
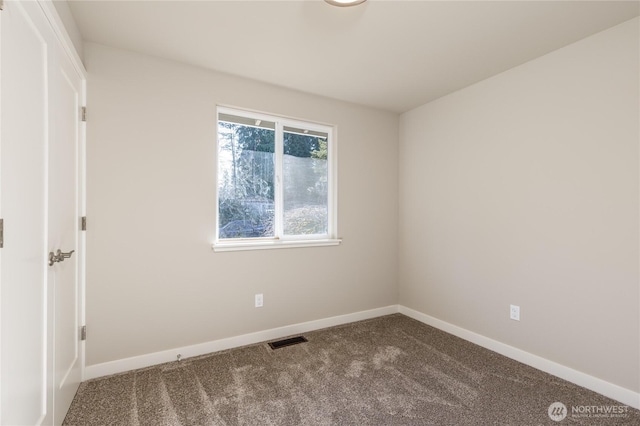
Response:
[255,294,263,308]
[510,304,520,321]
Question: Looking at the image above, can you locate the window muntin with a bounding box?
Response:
[216,107,336,248]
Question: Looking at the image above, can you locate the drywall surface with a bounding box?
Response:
[399,18,639,392]
[52,0,83,60]
[84,43,398,365]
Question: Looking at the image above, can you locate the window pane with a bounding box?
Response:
[218,118,275,239]
[283,127,329,236]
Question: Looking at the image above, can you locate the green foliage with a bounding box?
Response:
[284,133,321,158]
[310,140,328,160]
[236,126,275,153]
[232,124,325,159]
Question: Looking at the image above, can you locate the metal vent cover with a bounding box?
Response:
[268,336,308,350]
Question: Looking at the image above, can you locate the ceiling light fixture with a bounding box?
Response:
[325,0,367,7]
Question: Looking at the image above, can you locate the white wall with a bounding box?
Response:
[399,17,639,392]
[51,0,83,60]
[84,43,398,366]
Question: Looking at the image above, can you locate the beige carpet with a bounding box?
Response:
[64,314,640,425]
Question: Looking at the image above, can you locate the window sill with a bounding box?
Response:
[212,238,342,252]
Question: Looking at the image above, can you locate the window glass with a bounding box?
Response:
[216,108,335,245]
[218,114,275,239]
[283,127,328,236]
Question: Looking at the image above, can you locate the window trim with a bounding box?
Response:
[213,238,342,253]
[213,106,340,252]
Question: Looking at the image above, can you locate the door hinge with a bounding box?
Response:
[81,325,87,341]
[81,106,87,122]
[81,216,87,231]
[0,218,4,248]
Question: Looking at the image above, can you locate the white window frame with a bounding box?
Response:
[213,106,341,252]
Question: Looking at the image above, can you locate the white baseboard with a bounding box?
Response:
[84,304,639,410]
[84,305,399,381]
[398,305,640,410]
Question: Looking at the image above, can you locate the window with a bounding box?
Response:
[214,107,339,251]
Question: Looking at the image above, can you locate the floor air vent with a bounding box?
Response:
[268,336,308,350]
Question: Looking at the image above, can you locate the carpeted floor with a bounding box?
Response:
[64,314,640,425]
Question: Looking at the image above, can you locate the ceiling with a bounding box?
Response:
[68,0,639,113]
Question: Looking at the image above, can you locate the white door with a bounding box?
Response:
[0,2,51,424]
[48,33,84,426]
[0,1,85,425]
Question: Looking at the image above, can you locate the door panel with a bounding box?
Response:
[0,2,50,424]
[50,42,83,426]
[0,1,85,425]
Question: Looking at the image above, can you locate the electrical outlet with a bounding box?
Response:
[510,304,520,321]
[255,293,263,308]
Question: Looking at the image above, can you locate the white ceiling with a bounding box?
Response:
[68,0,639,113]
